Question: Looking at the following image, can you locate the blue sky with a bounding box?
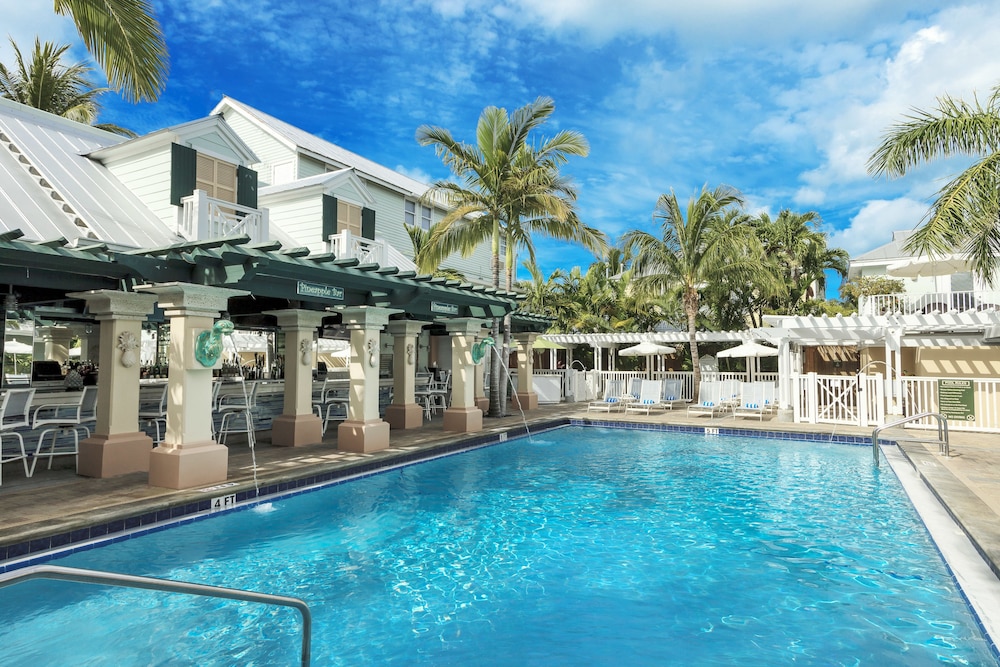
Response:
[6,1,1000,296]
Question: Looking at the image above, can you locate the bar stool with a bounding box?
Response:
[215,380,258,447]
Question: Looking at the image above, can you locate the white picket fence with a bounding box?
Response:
[901,377,1000,432]
[594,371,778,401]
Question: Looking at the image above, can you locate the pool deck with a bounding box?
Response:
[1,403,999,585]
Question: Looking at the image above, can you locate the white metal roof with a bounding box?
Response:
[212,97,433,198]
[0,98,180,248]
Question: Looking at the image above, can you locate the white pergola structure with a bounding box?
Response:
[541,330,745,372]
[761,310,1000,414]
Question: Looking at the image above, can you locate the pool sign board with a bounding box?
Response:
[938,379,975,422]
[297,280,345,301]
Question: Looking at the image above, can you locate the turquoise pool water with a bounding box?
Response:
[0,426,995,665]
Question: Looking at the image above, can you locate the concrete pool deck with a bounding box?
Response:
[1,403,999,590]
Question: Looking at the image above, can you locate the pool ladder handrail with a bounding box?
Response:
[871,412,949,467]
[0,564,312,665]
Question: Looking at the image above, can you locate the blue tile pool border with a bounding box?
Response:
[0,419,884,572]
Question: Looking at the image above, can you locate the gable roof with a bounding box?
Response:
[259,167,377,207]
[212,96,432,198]
[0,98,179,248]
[87,114,258,165]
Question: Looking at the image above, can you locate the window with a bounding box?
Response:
[405,200,432,231]
[196,154,237,202]
[338,200,362,236]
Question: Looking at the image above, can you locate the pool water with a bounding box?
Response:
[0,426,995,665]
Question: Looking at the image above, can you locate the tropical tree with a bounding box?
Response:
[752,209,849,316]
[416,96,603,416]
[622,185,767,398]
[867,84,1000,285]
[0,38,134,136]
[404,223,466,281]
[53,0,168,102]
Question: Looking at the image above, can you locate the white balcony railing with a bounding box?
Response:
[327,231,418,273]
[179,190,269,244]
[858,290,1000,316]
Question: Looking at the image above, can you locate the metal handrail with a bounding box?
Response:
[871,412,950,467]
[0,564,311,665]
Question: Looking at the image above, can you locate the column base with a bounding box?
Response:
[443,406,483,433]
[338,419,390,453]
[513,391,539,411]
[148,441,228,489]
[271,414,323,447]
[475,396,489,413]
[385,403,423,430]
[78,432,153,478]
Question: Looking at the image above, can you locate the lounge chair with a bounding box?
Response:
[733,383,766,420]
[719,379,741,408]
[588,379,625,413]
[659,379,686,410]
[623,377,643,404]
[760,382,777,413]
[687,381,727,418]
[625,379,665,415]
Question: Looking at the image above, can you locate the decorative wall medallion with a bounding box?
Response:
[367,339,377,368]
[406,343,415,365]
[117,331,139,368]
[300,340,313,366]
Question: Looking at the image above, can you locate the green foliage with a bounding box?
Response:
[0,37,135,136]
[839,276,905,305]
[868,83,1000,286]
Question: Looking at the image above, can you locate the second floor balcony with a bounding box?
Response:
[179,190,269,244]
[858,290,1000,316]
[328,230,417,272]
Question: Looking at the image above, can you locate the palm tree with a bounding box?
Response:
[0,38,134,136]
[622,185,766,399]
[867,84,1000,284]
[752,209,848,315]
[416,96,601,416]
[53,0,168,103]
[404,223,466,281]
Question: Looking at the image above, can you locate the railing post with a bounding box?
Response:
[194,189,210,240]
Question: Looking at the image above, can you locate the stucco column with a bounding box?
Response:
[337,306,400,452]
[38,326,73,365]
[442,318,487,433]
[264,309,326,446]
[139,283,247,489]
[68,290,158,478]
[512,333,539,411]
[385,319,429,430]
[475,326,490,413]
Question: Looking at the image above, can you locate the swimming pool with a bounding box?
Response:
[0,426,996,665]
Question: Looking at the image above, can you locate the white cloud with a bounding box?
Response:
[0,4,81,61]
[394,165,432,185]
[828,198,930,256]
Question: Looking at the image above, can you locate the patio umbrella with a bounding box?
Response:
[717,341,777,382]
[886,255,972,279]
[4,340,33,355]
[618,341,676,376]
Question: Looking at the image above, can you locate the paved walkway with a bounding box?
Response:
[1,404,998,581]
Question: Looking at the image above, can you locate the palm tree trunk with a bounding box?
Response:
[685,288,701,402]
[488,224,503,418]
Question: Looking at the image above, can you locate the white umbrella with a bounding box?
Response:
[4,340,33,355]
[618,341,676,377]
[886,255,972,279]
[717,341,777,382]
[619,341,676,356]
[716,341,778,358]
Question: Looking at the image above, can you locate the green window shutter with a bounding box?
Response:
[236,165,258,209]
[170,143,197,206]
[322,195,338,240]
[361,207,375,239]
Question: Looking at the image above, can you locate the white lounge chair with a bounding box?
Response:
[733,383,766,420]
[659,379,686,410]
[588,379,625,412]
[687,381,727,418]
[719,379,741,408]
[760,382,777,413]
[625,379,665,415]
